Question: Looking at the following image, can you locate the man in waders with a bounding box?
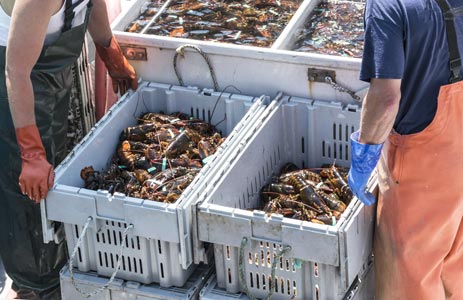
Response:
[348,0,463,299]
[0,0,138,299]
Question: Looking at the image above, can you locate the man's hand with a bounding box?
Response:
[348,131,383,205]
[95,36,138,95]
[16,125,54,203]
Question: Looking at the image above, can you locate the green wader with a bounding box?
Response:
[0,0,92,298]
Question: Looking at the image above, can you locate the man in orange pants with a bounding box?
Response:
[348,0,463,299]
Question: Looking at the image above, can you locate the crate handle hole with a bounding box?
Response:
[77,247,82,263]
[133,257,138,273]
[226,245,231,260]
[158,240,162,254]
[105,253,109,267]
[74,225,80,238]
[160,262,164,278]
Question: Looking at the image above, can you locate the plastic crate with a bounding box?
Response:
[43,81,269,286]
[199,264,374,300]
[186,94,283,265]
[60,263,213,300]
[197,96,375,300]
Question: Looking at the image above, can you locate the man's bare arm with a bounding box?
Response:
[359,78,402,144]
[6,0,60,128]
[87,0,113,47]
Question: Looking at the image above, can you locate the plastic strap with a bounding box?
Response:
[435,0,462,83]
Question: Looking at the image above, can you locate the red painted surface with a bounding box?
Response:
[94,0,121,121]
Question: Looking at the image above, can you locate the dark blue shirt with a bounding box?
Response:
[360,0,463,134]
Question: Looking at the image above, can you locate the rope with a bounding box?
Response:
[238,237,291,300]
[69,217,134,298]
[173,44,219,91]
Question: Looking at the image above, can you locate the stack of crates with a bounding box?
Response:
[60,264,214,300]
[50,0,375,298]
[195,95,375,300]
[43,81,271,299]
[48,86,375,300]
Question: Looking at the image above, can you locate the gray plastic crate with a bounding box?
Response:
[187,94,283,265]
[43,81,268,286]
[199,264,374,300]
[197,96,375,300]
[60,263,213,300]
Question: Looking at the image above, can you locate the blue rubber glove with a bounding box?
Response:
[348,131,383,206]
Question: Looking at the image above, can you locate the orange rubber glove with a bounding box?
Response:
[95,36,138,95]
[15,125,54,203]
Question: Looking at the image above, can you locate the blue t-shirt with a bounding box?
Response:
[360,0,463,134]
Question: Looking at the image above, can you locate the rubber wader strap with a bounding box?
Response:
[62,0,87,32]
[434,0,462,83]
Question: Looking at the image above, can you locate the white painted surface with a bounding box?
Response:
[120,0,133,12]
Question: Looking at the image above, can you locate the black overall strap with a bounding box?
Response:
[435,0,462,83]
[62,0,87,32]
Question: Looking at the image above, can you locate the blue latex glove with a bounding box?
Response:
[348,131,383,205]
